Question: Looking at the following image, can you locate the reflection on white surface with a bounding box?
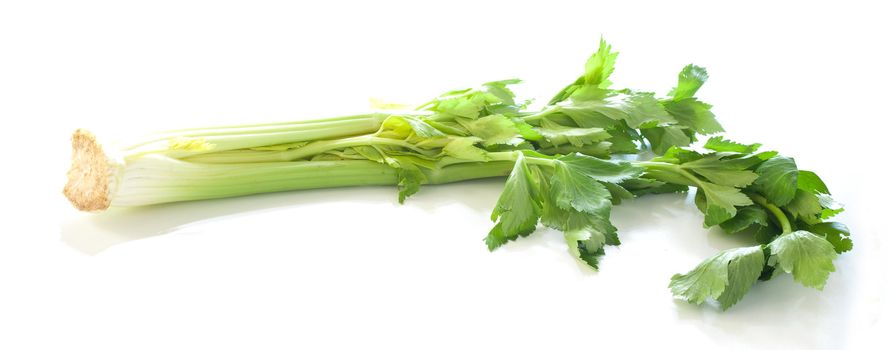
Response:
[60,179,508,255]
[57,181,872,349]
[61,187,396,255]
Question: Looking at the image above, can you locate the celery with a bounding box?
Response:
[64,39,850,310]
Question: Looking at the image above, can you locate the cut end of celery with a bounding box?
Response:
[64,129,117,212]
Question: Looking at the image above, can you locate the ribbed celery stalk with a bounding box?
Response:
[123,113,398,159]
[63,128,513,211]
[112,157,513,206]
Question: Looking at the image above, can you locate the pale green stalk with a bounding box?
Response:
[110,156,513,206]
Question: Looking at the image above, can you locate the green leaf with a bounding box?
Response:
[536,119,612,147]
[669,64,708,101]
[641,126,692,155]
[583,38,618,89]
[441,98,484,119]
[662,98,723,135]
[423,81,520,120]
[689,168,758,188]
[564,228,594,258]
[578,245,606,269]
[539,158,622,261]
[794,170,843,220]
[556,153,642,183]
[556,100,621,129]
[544,49,674,133]
[549,38,619,104]
[715,151,778,170]
[768,230,838,290]
[486,153,541,250]
[645,166,697,188]
[681,153,757,170]
[558,89,674,130]
[481,79,521,106]
[698,181,754,226]
[485,223,509,251]
[694,188,707,213]
[717,247,767,309]
[395,164,425,204]
[753,224,781,245]
[603,128,639,153]
[403,116,446,138]
[758,260,777,281]
[753,156,798,206]
[798,170,830,194]
[380,154,435,201]
[661,64,723,135]
[564,213,610,252]
[807,222,853,253]
[669,246,765,309]
[603,182,634,204]
[681,155,759,188]
[654,146,703,164]
[719,206,769,234]
[423,120,470,136]
[541,197,617,270]
[536,142,613,158]
[462,114,521,146]
[618,91,675,129]
[704,136,761,154]
[785,189,823,225]
[817,193,844,219]
[442,137,490,161]
[620,178,689,196]
[381,115,445,139]
[513,119,543,141]
[550,169,612,215]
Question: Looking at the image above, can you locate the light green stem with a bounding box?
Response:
[635,161,697,187]
[123,113,393,159]
[112,158,514,207]
[182,135,434,163]
[486,151,556,166]
[749,193,793,233]
[520,106,561,123]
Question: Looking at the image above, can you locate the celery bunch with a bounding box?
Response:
[65,39,849,310]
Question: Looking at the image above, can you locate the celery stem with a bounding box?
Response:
[749,193,793,233]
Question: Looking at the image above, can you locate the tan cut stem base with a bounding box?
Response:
[63,129,114,211]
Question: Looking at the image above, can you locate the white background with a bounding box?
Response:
[1,1,886,349]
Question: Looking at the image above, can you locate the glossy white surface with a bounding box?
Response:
[1,1,885,349]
